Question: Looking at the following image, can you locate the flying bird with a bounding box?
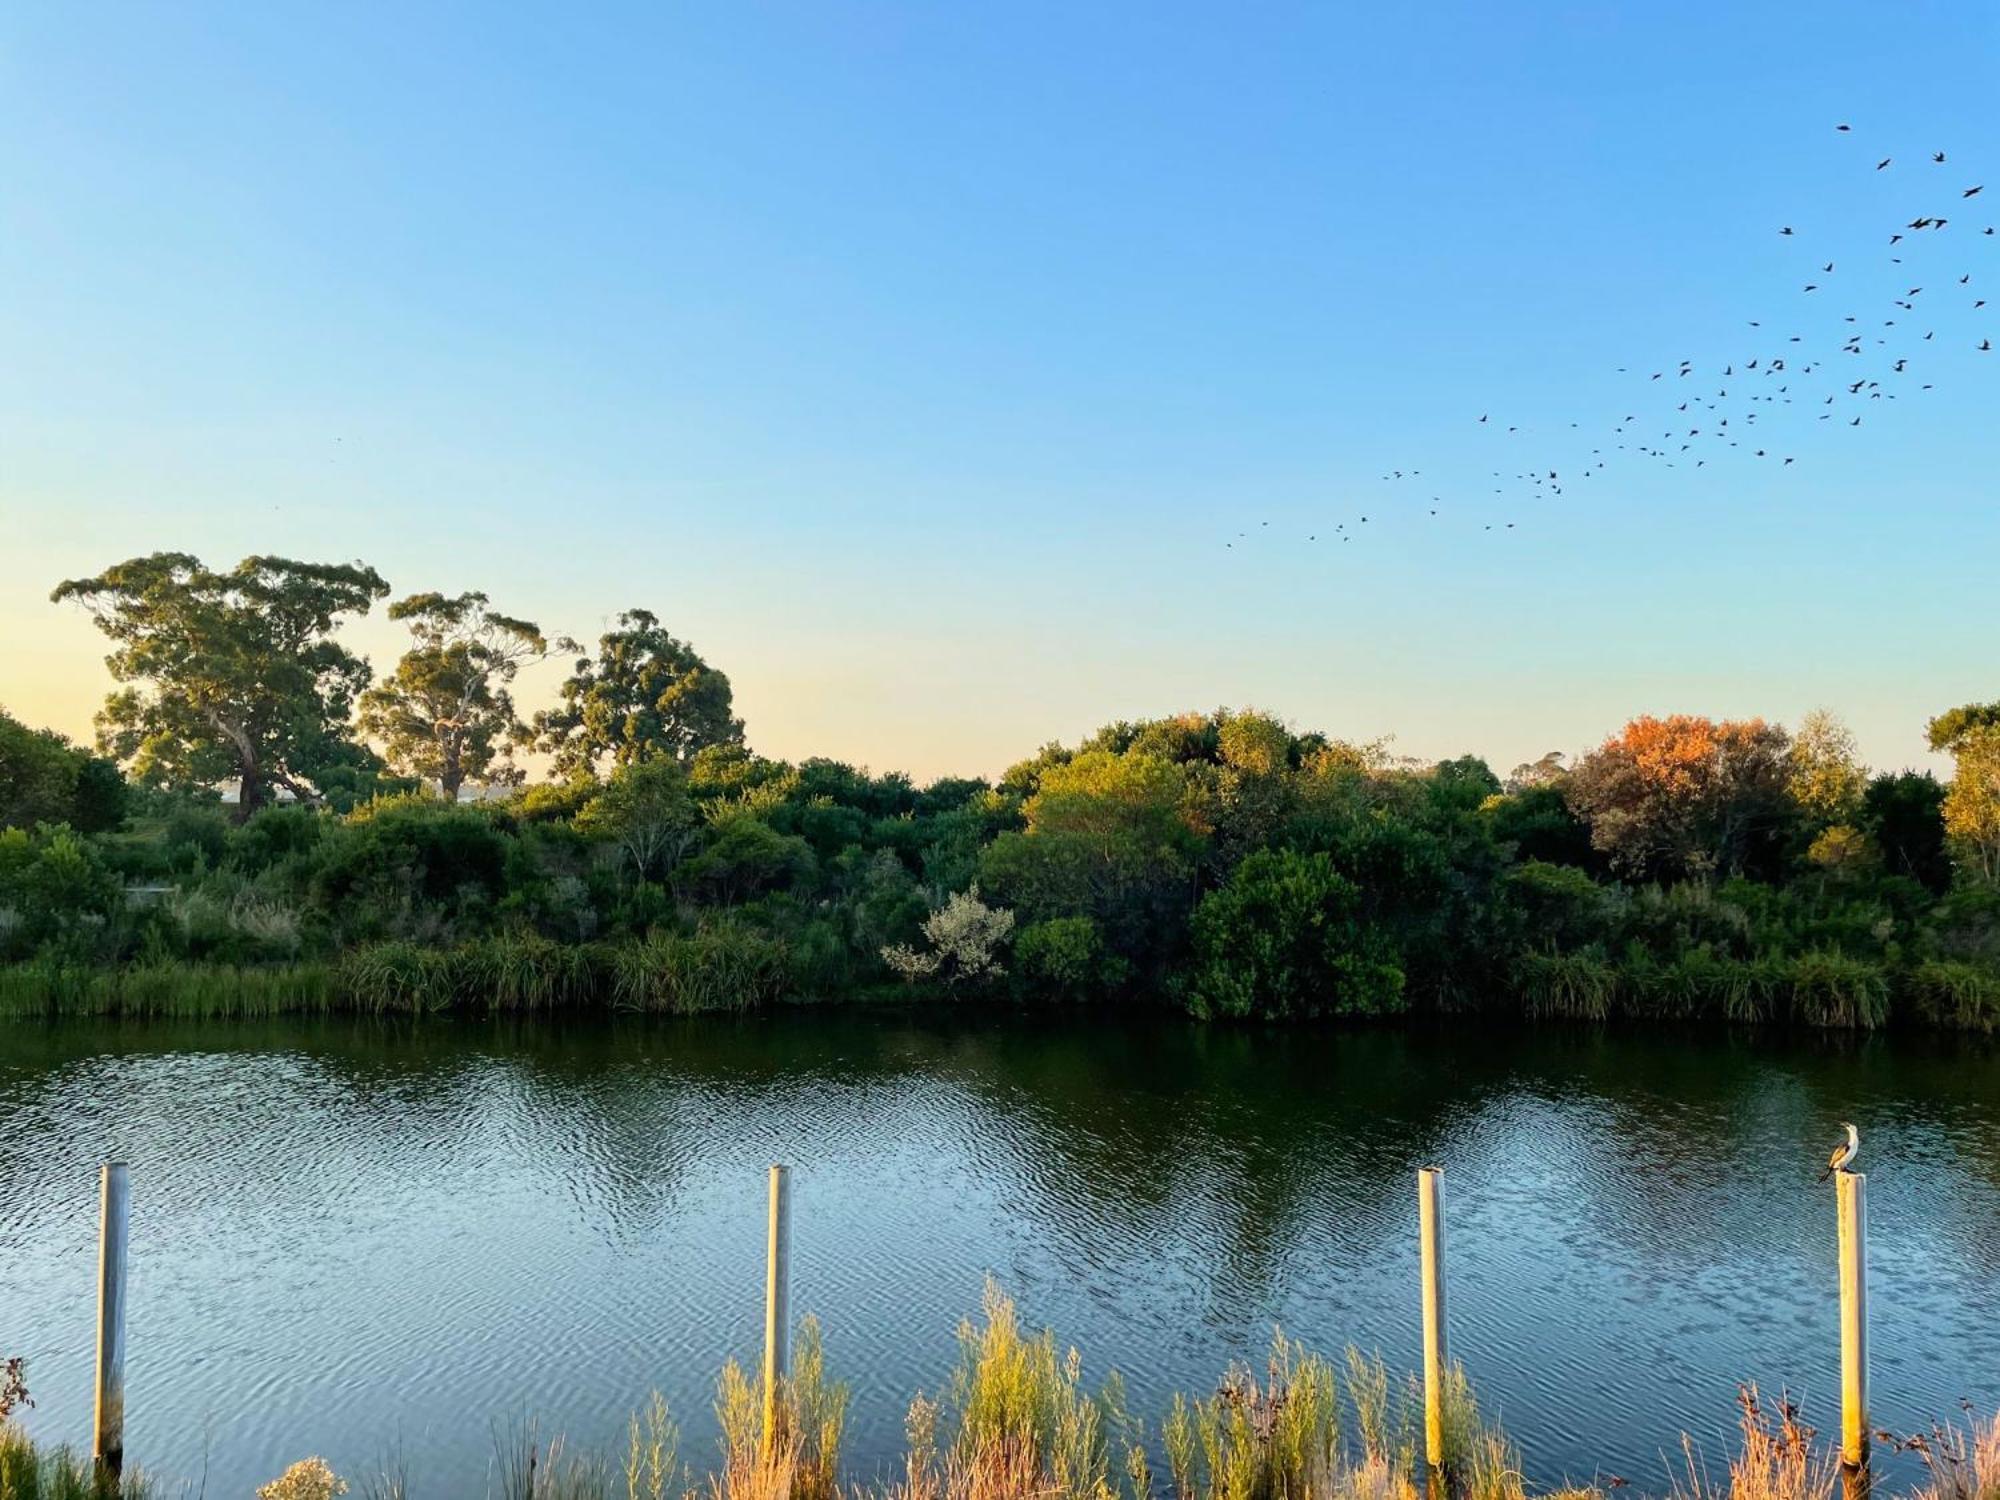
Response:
[1935,151,1947,163]
[1877,158,1892,171]
[1966,186,1984,198]
[1819,1123,1860,1182]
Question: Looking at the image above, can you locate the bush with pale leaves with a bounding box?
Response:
[256,1457,347,1500]
[881,886,1014,987]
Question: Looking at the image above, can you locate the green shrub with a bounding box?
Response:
[1186,850,1404,1020]
[1014,916,1127,1002]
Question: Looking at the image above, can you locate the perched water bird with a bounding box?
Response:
[1819,1123,1860,1182]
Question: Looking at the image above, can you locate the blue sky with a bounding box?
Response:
[3,2,1995,780]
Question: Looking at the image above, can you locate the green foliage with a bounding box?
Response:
[981,749,1204,977]
[1502,861,1621,950]
[1481,783,1598,870]
[609,923,787,1012]
[1186,850,1404,1020]
[1863,772,1951,893]
[12,669,2000,1029]
[358,591,558,799]
[678,817,815,905]
[576,760,700,882]
[531,609,742,776]
[0,708,126,833]
[1014,916,1129,1002]
[52,553,390,818]
[1,1419,157,1498]
[313,797,513,941]
[0,826,124,962]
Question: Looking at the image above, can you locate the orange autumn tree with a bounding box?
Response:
[1565,714,1794,883]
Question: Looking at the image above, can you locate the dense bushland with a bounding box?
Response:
[5,699,2000,1027]
[11,549,2000,1025]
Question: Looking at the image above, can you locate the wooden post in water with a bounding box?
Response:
[763,1163,792,1451]
[93,1162,130,1478]
[1838,1169,1869,1479]
[1419,1166,1449,1480]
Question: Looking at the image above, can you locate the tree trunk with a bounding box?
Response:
[236,758,265,823]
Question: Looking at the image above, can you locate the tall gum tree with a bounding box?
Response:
[530,608,743,777]
[52,553,390,818]
[358,591,567,801]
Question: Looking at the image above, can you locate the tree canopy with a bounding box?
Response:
[358,591,562,801]
[53,554,390,818]
[531,609,743,776]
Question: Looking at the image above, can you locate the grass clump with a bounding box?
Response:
[611,926,786,1014]
[0,1422,154,1499]
[1162,1334,1341,1500]
[713,1317,848,1500]
[1514,950,1618,1021]
[1907,961,2000,1032]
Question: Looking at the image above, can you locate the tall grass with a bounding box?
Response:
[1907,962,2000,1033]
[712,1318,848,1500]
[1906,1409,2000,1500]
[1670,1387,1834,1500]
[0,1422,154,1499]
[11,1313,2000,1500]
[0,960,337,1020]
[611,926,786,1014]
[0,931,795,1019]
[1513,950,1618,1021]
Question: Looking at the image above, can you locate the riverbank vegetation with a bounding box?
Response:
[4,1288,1996,1500]
[8,552,2000,1026]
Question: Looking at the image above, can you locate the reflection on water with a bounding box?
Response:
[4,1013,2000,1496]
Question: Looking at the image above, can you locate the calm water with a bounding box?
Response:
[5,1012,2000,1496]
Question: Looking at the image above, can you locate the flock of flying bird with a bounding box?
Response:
[1226,124,1992,553]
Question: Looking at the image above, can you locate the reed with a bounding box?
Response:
[475,934,605,1012]
[1780,951,1891,1030]
[8,1334,2000,1500]
[1670,1387,1836,1500]
[712,1318,847,1500]
[0,1422,153,1499]
[491,1421,610,1500]
[1512,950,1617,1021]
[1905,1409,2000,1500]
[1168,1333,1342,1500]
[1907,961,2000,1033]
[610,926,786,1014]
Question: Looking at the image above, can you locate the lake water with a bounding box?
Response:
[5,1012,2000,1497]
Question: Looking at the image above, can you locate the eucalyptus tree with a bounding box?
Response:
[52,553,390,818]
[358,591,565,801]
[531,608,743,775]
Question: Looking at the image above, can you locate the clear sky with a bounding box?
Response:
[3,2,1995,783]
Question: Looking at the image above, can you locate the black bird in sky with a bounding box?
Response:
[1877,158,1891,170]
[1935,151,1947,163]
[1966,186,1984,198]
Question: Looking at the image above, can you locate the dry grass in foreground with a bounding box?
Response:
[6,1291,1999,1500]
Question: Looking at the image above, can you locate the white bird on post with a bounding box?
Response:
[1820,1122,1860,1182]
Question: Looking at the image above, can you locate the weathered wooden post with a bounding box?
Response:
[763,1163,792,1450]
[1419,1165,1449,1480]
[1838,1169,1869,1479]
[93,1162,130,1478]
